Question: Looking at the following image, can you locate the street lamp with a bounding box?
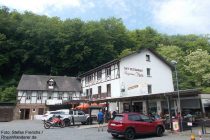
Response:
[171,60,183,132]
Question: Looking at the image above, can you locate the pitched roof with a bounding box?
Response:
[17,74,81,92]
[79,48,174,77]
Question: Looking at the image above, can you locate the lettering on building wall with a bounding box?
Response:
[124,67,143,77]
[128,85,139,90]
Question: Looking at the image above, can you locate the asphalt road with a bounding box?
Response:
[0,120,209,140]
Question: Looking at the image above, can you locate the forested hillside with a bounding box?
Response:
[0,6,209,102]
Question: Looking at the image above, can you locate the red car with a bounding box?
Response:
[107,112,165,140]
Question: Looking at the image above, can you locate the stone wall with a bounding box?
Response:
[14,103,48,120]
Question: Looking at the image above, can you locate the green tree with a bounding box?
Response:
[156,45,192,89]
[157,45,184,62]
[161,34,210,53]
[129,27,162,50]
[0,86,16,102]
[118,48,135,58]
[184,49,210,90]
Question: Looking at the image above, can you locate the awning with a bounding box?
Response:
[75,103,108,109]
[75,103,90,109]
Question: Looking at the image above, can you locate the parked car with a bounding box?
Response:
[69,109,97,124]
[42,109,97,126]
[107,112,165,140]
[42,111,66,121]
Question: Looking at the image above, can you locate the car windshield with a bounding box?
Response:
[113,115,123,121]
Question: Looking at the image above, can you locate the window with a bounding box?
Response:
[107,84,111,97]
[148,84,152,94]
[58,92,63,100]
[97,71,102,80]
[48,93,53,99]
[113,115,123,121]
[69,110,73,115]
[85,77,88,84]
[78,111,85,115]
[88,75,92,82]
[38,108,44,115]
[26,91,31,100]
[68,95,73,100]
[89,88,92,99]
[140,114,151,122]
[98,86,101,98]
[93,73,96,81]
[147,68,151,77]
[86,89,89,97]
[37,92,42,100]
[47,78,56,89]
[106,67,111,78]
[50,111,65,115]
[128,114,141,121]
[86,89,92,99]
[146,54,150,61]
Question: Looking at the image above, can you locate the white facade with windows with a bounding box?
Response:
[80,49,174,113]
[119,49,174,97]
[18,91,80,104]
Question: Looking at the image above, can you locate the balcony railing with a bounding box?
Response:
[81,92,111,100]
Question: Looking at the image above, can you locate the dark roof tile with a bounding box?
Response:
[17,74,81,92]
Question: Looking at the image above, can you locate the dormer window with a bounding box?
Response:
[47,78,56,89]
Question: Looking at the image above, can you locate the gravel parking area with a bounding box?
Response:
[0,120,209,140]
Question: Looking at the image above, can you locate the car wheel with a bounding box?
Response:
[156,126,164,137]
[125,128,135,140]
[86,118,91,125]
[111,134,118,138]
[64,119,71,127]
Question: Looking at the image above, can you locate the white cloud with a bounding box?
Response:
[104,0,134,20]
[0,0,94,15]
[151,0,210,34]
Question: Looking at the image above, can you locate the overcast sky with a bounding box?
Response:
[0,0,210,35]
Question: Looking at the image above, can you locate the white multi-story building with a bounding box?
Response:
[16,75,81,119]
[80,48,174,114]
[15,49,209,119]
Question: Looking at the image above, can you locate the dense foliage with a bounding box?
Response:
[0,6,210,101]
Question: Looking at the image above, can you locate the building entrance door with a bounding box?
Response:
[133,102,143,113]
[123,103,130,112]
[20,109,30,120]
